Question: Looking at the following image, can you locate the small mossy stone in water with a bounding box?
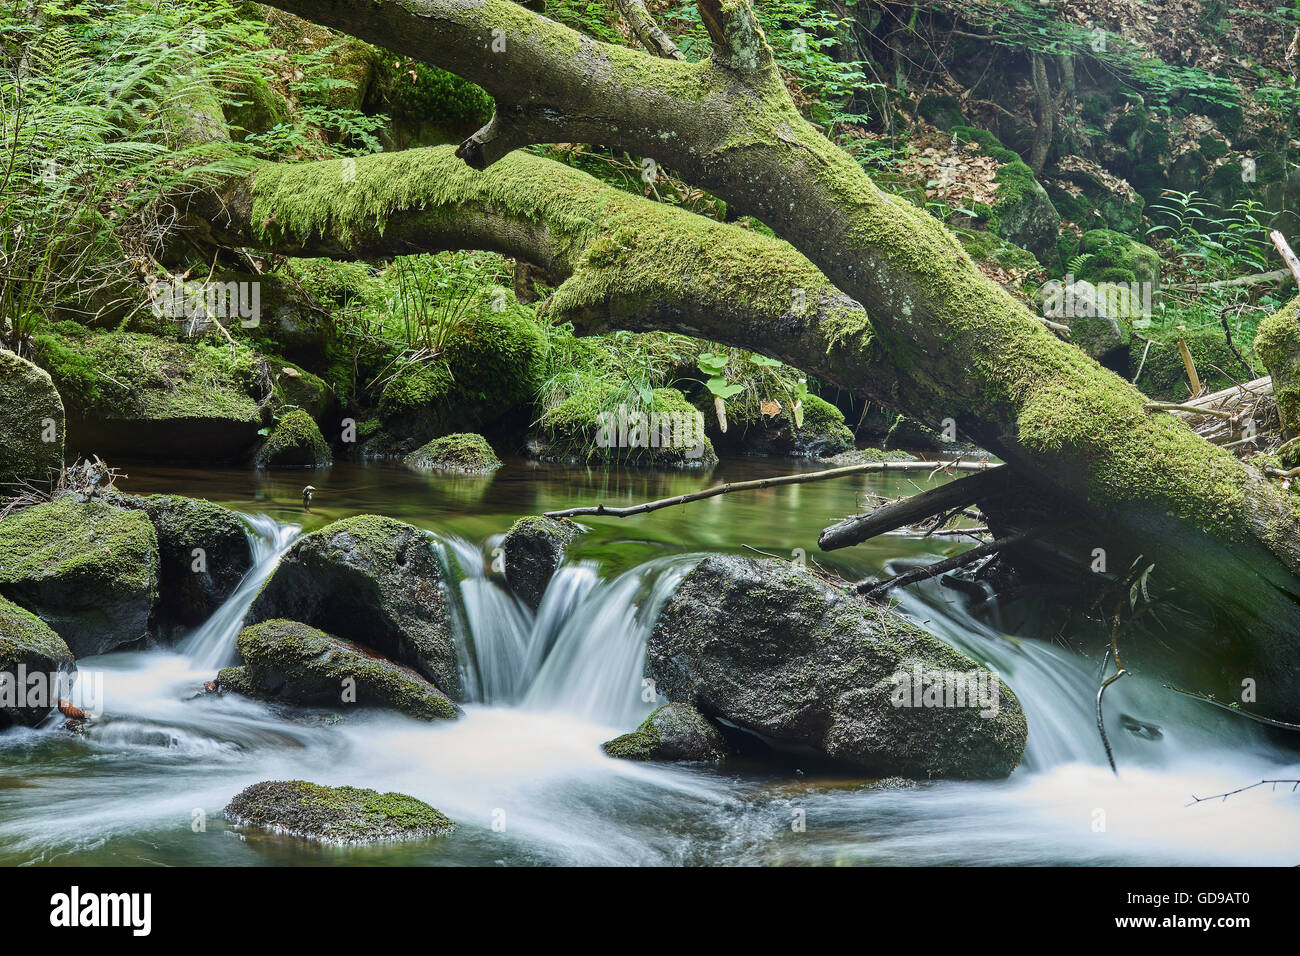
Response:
[501,516,582,610]
[223,619,458,720]
[253,408,332,469]
[404,433,501,474]
[602,704,727,763]
[224,780,452,844]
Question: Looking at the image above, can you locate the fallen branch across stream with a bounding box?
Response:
[855,530,1035,599]
[819,467,1005,551]
[542,460,1003,519]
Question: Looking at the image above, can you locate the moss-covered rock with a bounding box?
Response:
[819,447,918,466]
[246,515,460,697]
[952,126,1060,263]
[271,361,332,421]
[1254,298,1300,452]
[404,433,501,473]
[602,703,727,763]
[1132,326,1253,401]
[253,408,332,469]
[0,349,64,486]
[1074,229,1161,288]
[533,382,717,467]
[0,594,75,728]
[646,555,1027,779]
[0,496,158,657]
[219,619,458,720]
[224,780,452,844]
[376,315,547,454]
[28,331,269,464]
[110,493,252,630]
[704,393,853,459]
[501,516,581,610]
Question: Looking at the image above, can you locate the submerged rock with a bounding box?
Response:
[111,493,252,629]
[219,619,458,720]
[404,432,501,473]
[602,703,727,763]
[0,496,158,657]
[246,515,460,697]
[0,349,64,486]
[224,780,452,844]
[500,516,581,610]
[253,408,332,469]
[646,555,1027,779]
[0,594,75,728]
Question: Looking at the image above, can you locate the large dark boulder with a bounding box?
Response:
[0,496,158,657]
[245,515,460,697]
[646,555,1027,779]
[218,619,458,720]
[501,516,581,610]
[0,594,76,728]
[224,780,452,844]
[602,703,727,763]
[111,493,252,630]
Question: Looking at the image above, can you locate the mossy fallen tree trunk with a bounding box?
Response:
[249,0,1300,562]
[206,0,1300,718]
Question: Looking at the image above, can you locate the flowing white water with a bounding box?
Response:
[1,515,1296,866]
[180,514,301,672]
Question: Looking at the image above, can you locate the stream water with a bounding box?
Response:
[0,458,1296,865]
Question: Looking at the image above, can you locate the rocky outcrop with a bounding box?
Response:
[0,349,64,486]
[29,331,268,464]
[111,493,252,630]
[252,408,332,469]
[602,703,727,763]
[218,619,458,720]
[0,594,76,728]
[500,516,581,610]
[245,515,460,697]
[704,394,854,459]
[0,496,158,657]
[404,433,501,473]
[646,555,1027,779]
[224,780,452,844]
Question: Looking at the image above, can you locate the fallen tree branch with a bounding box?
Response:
[1143,402,1236,420]
[1271,230,1300,287]
[542,460,1002,519]
[1168,268,1294,292]
[856,529,1035,599]
[818,466,1004,551]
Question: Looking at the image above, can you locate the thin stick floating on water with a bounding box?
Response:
[543,460,1002,519]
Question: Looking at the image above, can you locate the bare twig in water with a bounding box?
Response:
[856,530,1036,599]
[1163,684,1300,731]
[1187,779,1300,806]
